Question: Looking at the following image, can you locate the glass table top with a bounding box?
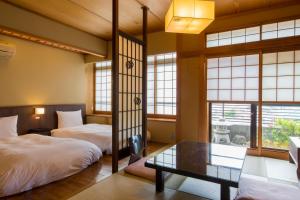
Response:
[145,141,247,184]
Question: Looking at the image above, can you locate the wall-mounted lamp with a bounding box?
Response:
[35,107,45,119]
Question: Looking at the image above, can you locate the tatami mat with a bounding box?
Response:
[68,174,206,200]
[69,155,298,200]
[165,174,237,200]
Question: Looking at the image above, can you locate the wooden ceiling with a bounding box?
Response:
[5,0,300,40]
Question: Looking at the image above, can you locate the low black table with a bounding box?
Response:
[145,141,247,200]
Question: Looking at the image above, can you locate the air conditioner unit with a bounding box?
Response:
[0,41,16,58]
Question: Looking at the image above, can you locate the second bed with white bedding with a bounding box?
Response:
[51,124,112,154]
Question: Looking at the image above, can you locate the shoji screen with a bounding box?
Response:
[206,26,260,48]
[207,54,259,102]
[95,61,111,112]
[262,19,300,40]
[147,53,177,115]
[262,50,300,102]
[118,32,144,153]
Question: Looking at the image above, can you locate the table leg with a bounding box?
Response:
[220,183,230,200]
[289,153,295,164]
[156,169,164,192]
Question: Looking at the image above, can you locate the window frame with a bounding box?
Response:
[205,27,300,157]
[147,52,177,119]
[208,102,258,148]
[261,103,300,150]
[93,62,112,115]
[92,54,177,120]
[206,16,300,49]
[262,50,300,103]
[207,53,260,102]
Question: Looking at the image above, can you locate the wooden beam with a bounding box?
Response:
[0,1,108,53]
[258,51,263,155]
[142,6,148,156]
[0,25,105,57]
[112,0,119,173]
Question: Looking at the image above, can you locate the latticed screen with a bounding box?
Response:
[207,18,300,48]
[263,50,300,102]
[95,61,111,112]
[207,54,259,102]
[207,26,260,48]
[147,52,176,115]
[118,34,143,150]
[262,19,300,40]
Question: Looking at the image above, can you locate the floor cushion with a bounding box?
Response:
[124,157,155,181]
[236,174,300,200]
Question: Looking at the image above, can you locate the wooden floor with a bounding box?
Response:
[1,142,166,200]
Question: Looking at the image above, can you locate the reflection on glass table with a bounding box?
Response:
[145,141,247,200]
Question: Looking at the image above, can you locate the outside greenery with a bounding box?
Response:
[224,110,236,118]
[212,104,300,149]
[263,118,300,149]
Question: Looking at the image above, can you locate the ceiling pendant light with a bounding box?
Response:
[165,0,215,34]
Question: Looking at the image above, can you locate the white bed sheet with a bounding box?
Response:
[51,124,112,154]
[0,134,101,197]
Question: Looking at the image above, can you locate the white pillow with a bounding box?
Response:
[57,110,83,128]
[0,115,18,139]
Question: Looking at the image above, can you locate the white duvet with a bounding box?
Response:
[0,134,101,197]
[51,124,112,154]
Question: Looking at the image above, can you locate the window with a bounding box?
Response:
[261,50,300,150]
[207,54,259,101]
[262,19,300,40]
[147,52,176,116]
[94,53,177,116]
[94,61,111,112]
[207,26,260,47]
[262,105,300,149]
[206,18,300,154]
[207,50,300,151]
[207,54,259,147]
[211,103,257,147]
[206,18,300,48]
[263,50,300,102]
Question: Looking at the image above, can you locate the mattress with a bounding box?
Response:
[0,134,101,197]
[51,124,152,155]
[51,124,113,154]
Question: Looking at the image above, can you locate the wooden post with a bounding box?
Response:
[142,6,148,156]
[112,0,119,173]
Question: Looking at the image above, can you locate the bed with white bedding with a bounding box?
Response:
[51,110,151,155]
[51,124,112,154]
[0,134,101,197]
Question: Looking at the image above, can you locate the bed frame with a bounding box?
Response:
[0,104,86,134]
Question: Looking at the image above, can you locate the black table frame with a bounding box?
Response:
[145,153,244,200]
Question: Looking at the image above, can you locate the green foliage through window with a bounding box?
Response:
[263,118,300,149]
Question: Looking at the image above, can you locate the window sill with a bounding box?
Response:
[147,117,176,122]
[87,113,112,118]
[88,114,176,122]
[261,147,288,153]
[246,147,289,160]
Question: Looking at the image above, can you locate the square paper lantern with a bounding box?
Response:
[165,0,215,34]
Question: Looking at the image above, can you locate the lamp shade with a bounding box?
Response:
[165,0,215,34]
[35,107,45,115]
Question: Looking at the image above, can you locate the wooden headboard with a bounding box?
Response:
[0,104,86,135]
